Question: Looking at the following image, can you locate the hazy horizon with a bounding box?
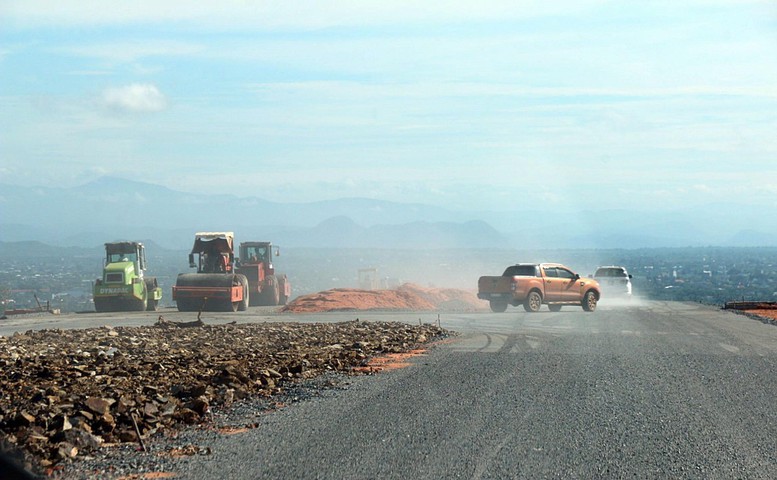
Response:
[2,1,776,220]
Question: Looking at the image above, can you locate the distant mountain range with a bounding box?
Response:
[1,177,775,249]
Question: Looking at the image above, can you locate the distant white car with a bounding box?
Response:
[593,266,633,298]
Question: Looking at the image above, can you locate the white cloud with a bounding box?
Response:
[101,84,168,113]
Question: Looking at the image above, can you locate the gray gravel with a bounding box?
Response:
[49,301,777,478]
[52,373,357,479]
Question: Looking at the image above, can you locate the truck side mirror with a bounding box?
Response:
[574,273,580,280]
[275,247,280,257]
[188,253,196,268]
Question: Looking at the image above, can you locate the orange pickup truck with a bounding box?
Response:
[477,263,601,313]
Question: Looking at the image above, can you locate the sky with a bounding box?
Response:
[1,1,777,212]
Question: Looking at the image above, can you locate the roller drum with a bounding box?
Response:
[175,273,237,288]
[174,273,242,312]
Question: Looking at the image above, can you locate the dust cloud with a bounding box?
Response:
[282,248,646,300]
[597,294,650,308]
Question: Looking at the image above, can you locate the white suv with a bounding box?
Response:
[593,266,633,298]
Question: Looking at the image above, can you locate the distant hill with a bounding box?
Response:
[0,241,99,258]
[280,217,510,248]
[0,176,459,229]
[726,230,777,247]
[2,176,777,249]
[0,177,503,249]
[0,239,176,259]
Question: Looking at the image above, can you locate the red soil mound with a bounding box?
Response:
[397,284,486,312]
[282,283,487,313]
[746,309,777,321]
[725,301,777,322]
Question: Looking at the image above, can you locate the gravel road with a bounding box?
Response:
[23,300,777,478]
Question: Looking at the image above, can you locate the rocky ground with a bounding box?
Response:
[0,317,449,477]
[0,284,476,476]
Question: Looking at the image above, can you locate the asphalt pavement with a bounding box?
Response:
[170,300,777,479]
[9,300,777,479]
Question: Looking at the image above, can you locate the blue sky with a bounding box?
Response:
[1,1,776,212]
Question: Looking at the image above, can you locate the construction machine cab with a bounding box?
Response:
[188,232,235,274]
[239,242,276,265]
[104,242,146,278]
[239,241,281,275]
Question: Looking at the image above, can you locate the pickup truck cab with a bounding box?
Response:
[478,263,601,313]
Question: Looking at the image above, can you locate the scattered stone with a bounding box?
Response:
[0,320,448,473]
[84,398,113,416]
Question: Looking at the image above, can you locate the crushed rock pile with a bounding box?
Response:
[0,318,448,473]
[282,283,487,313]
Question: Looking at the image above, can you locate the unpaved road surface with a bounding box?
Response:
[9,299,777,478]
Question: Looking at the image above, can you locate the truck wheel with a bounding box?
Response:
[146,298,158,311]
[249,287,261,307]
[489,300,508,313]
[548,304,562,312]
[278,276,289,305]
[264,276,280,306]
[238,276,249,311]
[523,291,542,312]
[145,278,159,311]
[582,290,598,312]
[134,283,148,311]
[227,299,239,312]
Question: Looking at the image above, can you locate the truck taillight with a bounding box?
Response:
[511,280,517,291]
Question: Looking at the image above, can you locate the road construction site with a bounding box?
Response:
[0,278,484,474]
[5,300,777,479]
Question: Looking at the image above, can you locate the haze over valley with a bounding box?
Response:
[2,177,776,250]
[1,2,776,315]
